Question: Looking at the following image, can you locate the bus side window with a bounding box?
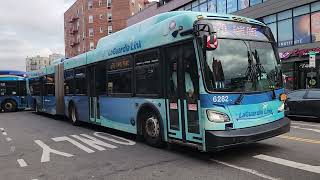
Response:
[64,70,75,95]
[106,56,133,96]
[95,63,107,95]
[75,68,87,95]
[134,49,161,97]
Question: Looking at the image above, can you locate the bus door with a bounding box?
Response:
[87,66,101,124]
[165,42,202,144]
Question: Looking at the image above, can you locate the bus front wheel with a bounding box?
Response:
[142,112,164,147]
[2,100,17,112]
[69,104,80,126]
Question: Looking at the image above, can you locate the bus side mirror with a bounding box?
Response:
[203,33,218,51]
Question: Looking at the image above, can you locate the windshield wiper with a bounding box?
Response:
[234,93,245,105]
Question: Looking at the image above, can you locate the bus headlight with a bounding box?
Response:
[278,102,285,112]
[206,110,230,123]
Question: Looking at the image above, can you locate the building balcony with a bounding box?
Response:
[70,41,80,47]
[69,27,79,35]
[68,16,79,23]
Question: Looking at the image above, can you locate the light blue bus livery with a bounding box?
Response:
[28,11,290,151]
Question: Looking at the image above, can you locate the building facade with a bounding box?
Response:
[26,56,50,72]
[26,54,64,72]
[64,0,145,58]
[128,0,320,91]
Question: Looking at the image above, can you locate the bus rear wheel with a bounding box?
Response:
[2,100,17,112]
[142,112,164,147]
[69,104,80,126]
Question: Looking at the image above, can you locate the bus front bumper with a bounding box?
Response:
[205,117,290,151]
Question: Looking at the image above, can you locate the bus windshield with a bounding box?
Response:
[202,22,282,92]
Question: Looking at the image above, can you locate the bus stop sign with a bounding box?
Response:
[309,52,316,68]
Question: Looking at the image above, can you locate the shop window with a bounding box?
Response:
[192,1,199,11]
[267,22,277,42]
[217,0,227,13]
[199,2,208,12]
[135,50,161,96]
[227,0,237,13]
[263,14,276,24]
[208,0,217,12]
[74,68,87,95]
[185,3,191,10]
[278,10,292,21]
[250,0,261,6]
[293,14,310,45]
[293,5,310,17]
[238,0,249,10]
[278,19,293,47]
[311,1,320,12]
[311,12,320,42]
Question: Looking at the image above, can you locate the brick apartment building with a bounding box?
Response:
[64,0,149,58]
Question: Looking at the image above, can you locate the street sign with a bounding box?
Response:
[309,52,316,68]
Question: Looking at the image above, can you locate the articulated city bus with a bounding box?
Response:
[29,11,290,151]
[0,70,29,112]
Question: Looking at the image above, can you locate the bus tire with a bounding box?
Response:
[142,111,164,148]
[2,100,17,112]
[69,104,80,126]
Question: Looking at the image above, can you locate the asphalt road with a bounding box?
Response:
[0,111,319,180]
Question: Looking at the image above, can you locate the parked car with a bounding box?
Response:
[286,89,320,119]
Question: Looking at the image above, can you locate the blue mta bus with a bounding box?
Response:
[0,70,29,112]
[29,11,290,151]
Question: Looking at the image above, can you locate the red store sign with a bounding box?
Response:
[279,47,320,60]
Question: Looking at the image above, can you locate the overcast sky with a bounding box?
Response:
[0,0,76,71]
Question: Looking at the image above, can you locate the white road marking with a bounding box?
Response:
[292,122,320,128]
[2,132,7,136]
[6,137,12,142]
[0,128,4,131]
[254,154,320,174]
[34,140,74,163]
[93,132,136,145]
[17,159,28,167]
[291,126,320,133]
[52,136,95,153]
[211,159,280,180]
[71,134,117,151]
